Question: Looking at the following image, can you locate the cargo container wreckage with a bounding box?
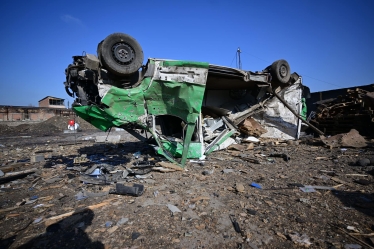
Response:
[64,33,316,167]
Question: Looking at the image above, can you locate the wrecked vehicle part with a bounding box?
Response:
[205,129,236,155]
[247,82,316,140]
[69,58,209,167]
[268,59,291,84]
[97,33,144,76]
[229,100,267,126]
[79,174,109,185]
[270,87,324,136]
[64,33,308,166]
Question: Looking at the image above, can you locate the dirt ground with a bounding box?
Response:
[0,120,374,249]
[0,116,97,136]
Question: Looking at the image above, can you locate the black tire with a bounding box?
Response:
[270,59,291,84]
[97,41,103,63]
[98,33,144,76]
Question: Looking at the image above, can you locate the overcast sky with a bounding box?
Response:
[0,0,373,106]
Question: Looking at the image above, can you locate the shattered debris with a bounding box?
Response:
[73,154,89,164]
[110,183,144,197]
[167,204,181,215]
[288,233,312,247]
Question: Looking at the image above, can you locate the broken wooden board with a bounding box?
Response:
[156,161,183,171]
[331,177,355,188]
[0,168,38,184]
[44,198,117,227]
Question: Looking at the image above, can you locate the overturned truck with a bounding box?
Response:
[64,33,310,166]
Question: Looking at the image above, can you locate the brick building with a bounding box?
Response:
[0,96,73,122]
[0,106,74,121]
[38,96,66,108]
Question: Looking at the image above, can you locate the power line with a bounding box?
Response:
[229,50,237,67]
[301,74,342,88]
[241,51,271,63]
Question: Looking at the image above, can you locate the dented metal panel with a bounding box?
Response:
[74,59,209,166]
[253,81,303,140]
[156,66,208,85]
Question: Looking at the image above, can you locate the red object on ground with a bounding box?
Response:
[69,120,75,126]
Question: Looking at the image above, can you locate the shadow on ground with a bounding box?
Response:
[43,141,152,169]
[332,190,374,217]
[19,210,102,249]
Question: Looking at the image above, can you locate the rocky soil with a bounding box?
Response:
[0,121,373,249]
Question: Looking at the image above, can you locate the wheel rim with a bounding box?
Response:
[279,65,288,77]
[111,42,135,65]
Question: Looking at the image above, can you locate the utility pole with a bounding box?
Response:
[237,47,242,69]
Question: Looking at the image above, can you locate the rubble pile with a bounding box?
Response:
[311,88,374,136]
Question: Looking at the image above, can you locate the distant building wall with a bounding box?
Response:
[38,98,50,108]
[0,106,74,121]
[38,96,66,109]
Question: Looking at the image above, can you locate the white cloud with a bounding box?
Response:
[61,14,84,27]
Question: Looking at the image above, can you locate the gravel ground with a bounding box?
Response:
[0,123,373,249]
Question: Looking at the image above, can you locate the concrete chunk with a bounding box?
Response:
[95,135,121,143]
[63,130,78,133]
[31,155,45,163]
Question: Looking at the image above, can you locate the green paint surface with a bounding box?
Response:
[72,59,215,164]
[73,105,114,131]
[301,98,307,120]
[162,60,209,68]
[159,140,203,158]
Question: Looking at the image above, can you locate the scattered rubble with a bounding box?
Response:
[0,120,373,248]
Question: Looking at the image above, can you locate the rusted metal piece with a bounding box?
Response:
[320,129,367,148]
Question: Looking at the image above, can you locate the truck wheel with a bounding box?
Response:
[270,59,290,84]
[98,33,144,76]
